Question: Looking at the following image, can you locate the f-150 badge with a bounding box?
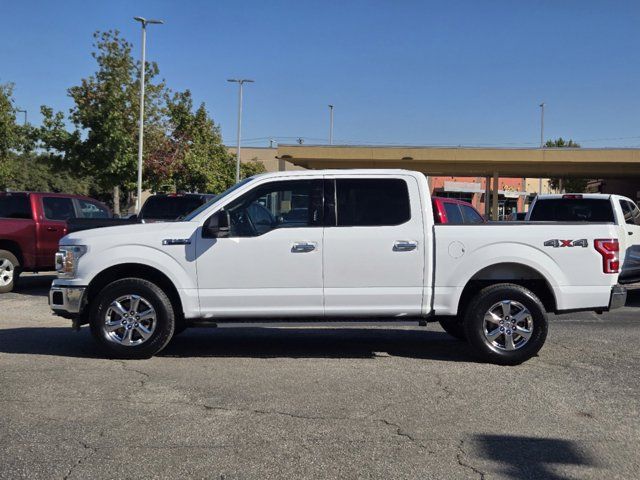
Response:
[544,239,588,248]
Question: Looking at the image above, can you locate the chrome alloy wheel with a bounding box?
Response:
[483,300,533,351]
[0,258,15,287]
[103,295,157,346]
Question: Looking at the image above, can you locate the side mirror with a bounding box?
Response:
[202,210,230,238]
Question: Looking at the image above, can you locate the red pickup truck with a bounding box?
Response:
[0,191,111,293]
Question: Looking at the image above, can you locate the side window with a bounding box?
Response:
[224,180,322,237]
[77,199,110,219]
[335,178,410,227]
[443,203,464,224]
[43,197,76,221]
[626,201,640,226]
[461,205,484,224]
[0,195,31,219]
[620,200,634,225]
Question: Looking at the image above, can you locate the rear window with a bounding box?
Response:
[530,199,614,222]
[0,194,31,219]
[140,196,206,220]
[461,205,484,224]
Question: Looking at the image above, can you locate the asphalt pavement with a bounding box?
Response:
[1,274,639,479]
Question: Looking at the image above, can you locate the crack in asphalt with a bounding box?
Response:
[202,404,349,421]
[374,419,434,453]
[456,439,486,480]
[114,360,151,388]
[61,439,97,480]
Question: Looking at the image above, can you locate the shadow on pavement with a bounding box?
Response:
[14,274,56,298]
[473,434,597,480]
[0,326,479,362]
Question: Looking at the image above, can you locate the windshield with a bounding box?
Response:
[182,177,255,221]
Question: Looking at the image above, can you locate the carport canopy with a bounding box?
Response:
[277,145,640,178]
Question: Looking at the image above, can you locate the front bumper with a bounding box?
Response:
[608,284,627,311]
[49,284,87,318]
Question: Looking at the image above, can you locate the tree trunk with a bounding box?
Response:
[113,186,121,217]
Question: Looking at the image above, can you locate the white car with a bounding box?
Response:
[50,170,626,364]
[526,193,640,284]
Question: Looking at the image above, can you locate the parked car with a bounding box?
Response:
[526,193,640,284]
[50,170,625,364]
[432,197,485,224]
[66,193,217,233]
[0,191,111,293]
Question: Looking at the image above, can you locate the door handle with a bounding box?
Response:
[46,227,58,232]
[393,240,418,252]
[291,242,316,253]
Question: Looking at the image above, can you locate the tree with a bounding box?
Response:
[39,30,166,211]
[546,138,588,193]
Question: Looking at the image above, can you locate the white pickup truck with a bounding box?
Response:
[50,170,626,364]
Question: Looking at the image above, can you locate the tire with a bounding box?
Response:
[463,283,548,365]
[438,316,466,340]
[0,250,20,294]
[89,278,175,359]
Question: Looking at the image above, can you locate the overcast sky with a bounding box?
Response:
[2,0,639,148]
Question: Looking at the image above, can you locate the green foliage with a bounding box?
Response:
[546,138,588,193]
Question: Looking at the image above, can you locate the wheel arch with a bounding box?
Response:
[0,240,24,265]
[457,262,557,315]
[85,263,185,323]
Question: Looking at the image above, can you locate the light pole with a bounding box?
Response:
[328,104,334,145]
[133,16,164,213]
[538,102,545,194]
[227,79,254,183]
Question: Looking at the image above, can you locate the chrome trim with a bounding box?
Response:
[291,242,316,253]
[49,286,87,314]
[393,240,418,252]
[162,238,191,245]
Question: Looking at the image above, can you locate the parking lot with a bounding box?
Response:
[0,274,638,479]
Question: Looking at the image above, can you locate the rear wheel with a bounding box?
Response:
[89,278,175,359]
[464,284,548,365]
[438,316,466,340]
[0,250,20,294]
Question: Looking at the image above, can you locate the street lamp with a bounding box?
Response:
[227,79,254,183]
[133,16,164,213]
[328,104,334,145]
[538,102,545,194]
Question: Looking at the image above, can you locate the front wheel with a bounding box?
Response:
[89,278,175,359]
[464,284,548,365]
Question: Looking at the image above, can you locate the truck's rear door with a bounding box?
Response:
[322,174,426,316]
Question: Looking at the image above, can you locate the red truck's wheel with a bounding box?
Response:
[0,250,20,294]
[89,278,176,359]
[464,283,548,365]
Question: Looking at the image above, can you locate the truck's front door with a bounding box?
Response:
[195,178,325,317]
[37,196,75,268]
[322,175,426,316]
[618,199,640,283]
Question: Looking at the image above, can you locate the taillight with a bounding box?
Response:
[562,194,583,199]
[594,239,619,274]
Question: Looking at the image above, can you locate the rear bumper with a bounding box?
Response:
[49,284,87,318]
[608,284,627,311]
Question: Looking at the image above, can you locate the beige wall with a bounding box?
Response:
[526,178,554,195]
[227,146,305,173]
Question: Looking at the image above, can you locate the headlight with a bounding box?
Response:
[55,245,88,279]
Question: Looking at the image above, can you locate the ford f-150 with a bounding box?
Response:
[49,170,626,364]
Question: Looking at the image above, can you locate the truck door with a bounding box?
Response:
[195,179,325,317]
[322,175,426,316]
[37,196,75,267]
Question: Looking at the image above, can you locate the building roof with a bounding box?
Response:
[277,144,640,178]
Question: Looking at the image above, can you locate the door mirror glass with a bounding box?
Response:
[203,210,230,238]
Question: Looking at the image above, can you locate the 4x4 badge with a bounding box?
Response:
[544,239,588,248]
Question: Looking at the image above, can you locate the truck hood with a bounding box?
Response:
[60,221,199,247]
